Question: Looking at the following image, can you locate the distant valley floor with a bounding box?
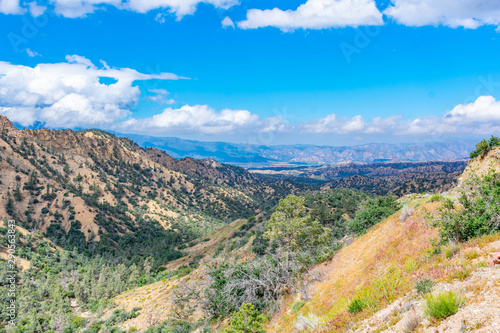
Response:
[249,160,468,196]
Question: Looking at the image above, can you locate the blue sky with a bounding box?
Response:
[1,0,500,146]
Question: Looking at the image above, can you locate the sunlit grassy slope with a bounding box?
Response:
[268,196,500,332]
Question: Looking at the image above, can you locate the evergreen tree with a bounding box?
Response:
[265,195,331,253]
[143,257,153,278]
[13,183,23,202]
[5,190,14,216]
[128,264,140,286]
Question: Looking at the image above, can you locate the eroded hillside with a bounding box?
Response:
[0,115,304,249]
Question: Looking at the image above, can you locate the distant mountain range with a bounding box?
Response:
[119,133,475,166]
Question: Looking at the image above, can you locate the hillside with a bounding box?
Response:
[460,146,500,182]
[100,143,500,332]
[268,197,500,332]
[1,119,499,333]
[0,115,304,257]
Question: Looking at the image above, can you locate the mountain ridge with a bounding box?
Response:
[119,133,475,166]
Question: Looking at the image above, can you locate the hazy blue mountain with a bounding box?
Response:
[118,133,475,166]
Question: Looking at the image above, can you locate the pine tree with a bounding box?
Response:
[13,183,23,202]
[128,264,140,286]
[265,195,331,253]
[143,257,153,278]
[5,191,14,216]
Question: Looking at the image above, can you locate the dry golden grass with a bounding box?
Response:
[112,219,249,331]
[268,202,439,332]
[268,201,500,333]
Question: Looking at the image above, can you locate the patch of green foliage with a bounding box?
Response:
[424,292,464,319]
[305,188,372,239]
[348,298,366,314]
[265,195,332,255]
[469,135,500,159]
[224,303,266,333]
[348,196,401,235]
[428,193,443,203]
[414,278,435,294]
[290,300,306,314]
[436,171,500,242]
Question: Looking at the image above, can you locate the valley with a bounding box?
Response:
[0,114,499,333]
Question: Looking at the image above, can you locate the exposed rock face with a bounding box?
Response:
[0,115,21,138]
[460,147,500,182]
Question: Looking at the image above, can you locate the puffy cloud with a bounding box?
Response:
[50,0,121,18]
[0,56,184,128]
[301,114,369,134]
[0,0,25,14]
[301,96,500,136]
[126,0,238,18]
[10,0,239,18]
[221,16,235,29]
[444,95,500,122]
[117,104,285,135]
[385,0,500,29]
[27,1,46,16]
[238,0,383,31]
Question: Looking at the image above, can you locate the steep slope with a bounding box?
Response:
[0,115,304,253]
[268,197,500,332]
[460,146,500,182]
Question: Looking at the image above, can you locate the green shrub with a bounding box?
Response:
[424,292,465,319]
[470,136,500,159]
[71,316,86,328]
[428,194,443,203]
[414,278,435,294]
[348,298,366,314]
[175,265,193,278]
[444,242,460,259]
[348,196,401,235]
[436,172,500,242]
[224,303,266,333]
[290,300,305,313]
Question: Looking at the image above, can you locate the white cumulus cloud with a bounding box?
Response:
[117,104,285,135]
[238,0,383,31]
[385,0,500,29]
[300,96,500,136]
[126,0,238,18]
[0,56,185,128]
[0,0,24,14]
[27,1,46,16]
[28,0,239,18]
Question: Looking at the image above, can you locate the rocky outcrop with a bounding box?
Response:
[460,147,500,182]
